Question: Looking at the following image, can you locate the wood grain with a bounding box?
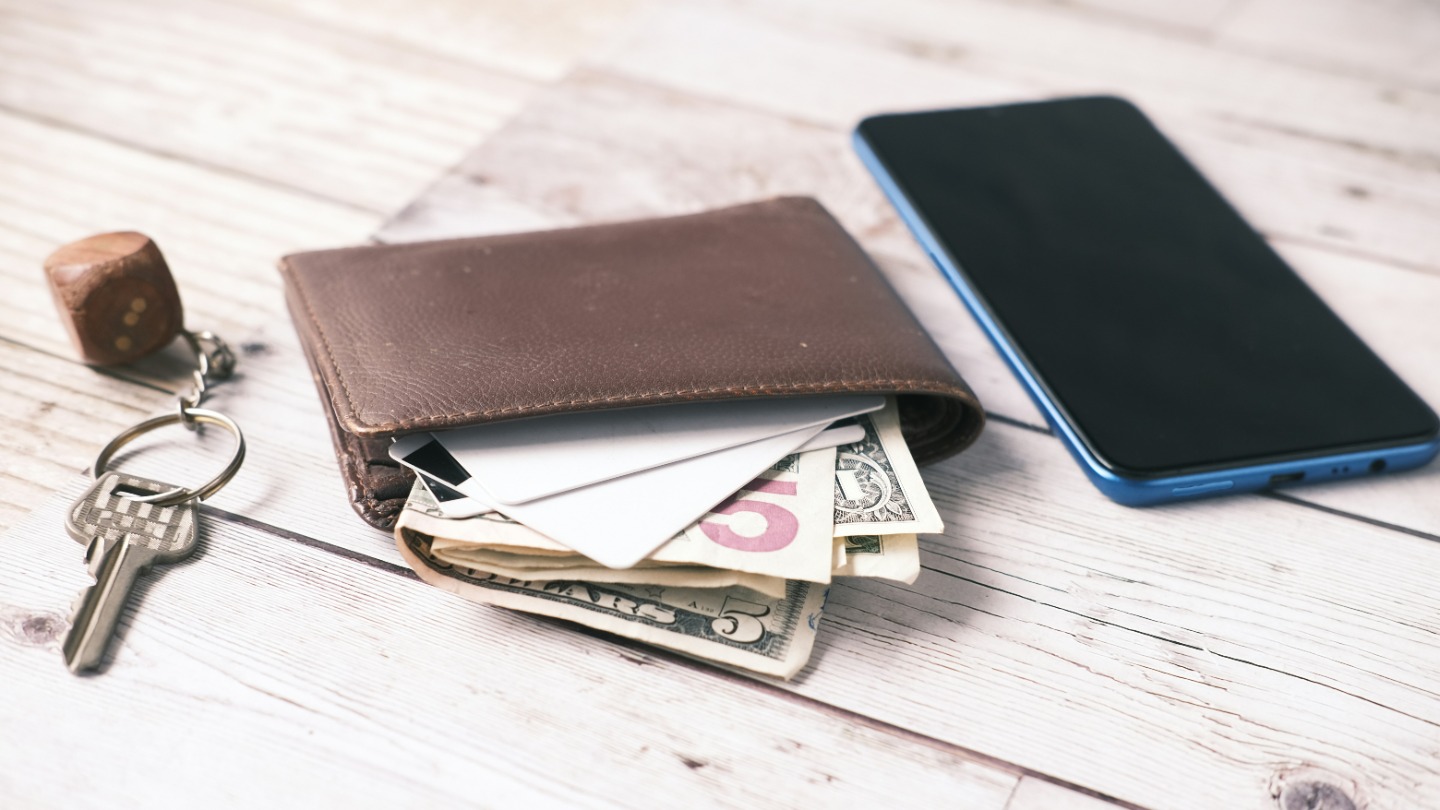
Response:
[0,0,536,210]
[771,420,1440,810]
[366,54,1440,807]
[1217,0,1440,89]
[0,106,376,533]
[947,0,1438,93]
[0,109,377,358]
[0,482,1029,809]
[593,0,1440,273]
[377,68,1440,537]
[2,0,1438,807]
[14,367,1436,809]
[233,0,646,82]
[1009,776,1134,810]
[0,341,163,529]
[15,281,1434,810]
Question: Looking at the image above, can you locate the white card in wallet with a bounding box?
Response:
[427,395,883,505]
[393,421,828,568]
[401,423,866,521]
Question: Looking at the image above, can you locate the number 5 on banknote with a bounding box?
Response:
[700,477,801,552]
[712,597,771,644]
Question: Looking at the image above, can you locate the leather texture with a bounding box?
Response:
[279,197,984,529]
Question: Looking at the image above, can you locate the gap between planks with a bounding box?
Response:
[574,65,1439,281]
[0,100,389,218]
[915,553,1440,732]
[1262,491,1440,545]
[2,317,1427,557]
[956,0,1440,94]
[198,495,1148,810]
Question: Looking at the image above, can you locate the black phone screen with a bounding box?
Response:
[858,97,1436,475]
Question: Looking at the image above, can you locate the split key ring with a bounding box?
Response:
[91,408,246,507]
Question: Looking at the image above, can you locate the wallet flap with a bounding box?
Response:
[279,197,984,529]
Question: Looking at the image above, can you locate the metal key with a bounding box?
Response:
[62,472,199,673]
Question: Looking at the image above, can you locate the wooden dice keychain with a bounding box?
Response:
[44,232,246,674]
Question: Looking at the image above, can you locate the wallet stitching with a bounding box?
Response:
[379,380,977,431]
[280,257,371,429]
[283,261,978,431]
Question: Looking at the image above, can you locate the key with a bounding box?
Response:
[61,472,199,673]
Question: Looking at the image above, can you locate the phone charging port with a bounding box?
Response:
[1268,472,1305,486]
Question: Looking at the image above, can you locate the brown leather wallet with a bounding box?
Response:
[278,197,984,529]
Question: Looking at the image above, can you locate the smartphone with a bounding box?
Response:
[854,96,1439,505]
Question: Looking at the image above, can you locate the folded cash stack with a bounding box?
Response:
[392,397,942,679]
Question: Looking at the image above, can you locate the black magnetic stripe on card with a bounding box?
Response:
[420,474,468,503]
[402,439,472,487]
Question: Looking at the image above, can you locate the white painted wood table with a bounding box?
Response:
[2,1,1437,808]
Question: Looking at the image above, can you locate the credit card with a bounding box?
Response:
[394,421,827,567]
[428,396,882,505]
[396,422,864,526]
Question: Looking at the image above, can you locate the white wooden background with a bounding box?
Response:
[2,1,1437,808]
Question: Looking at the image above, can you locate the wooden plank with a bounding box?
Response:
[0,0,640,534]
[16,384,1436,808]
[1047,0,1440,93]
[1009,776,1132,810]
[954,0,1437,97]
[0,481,1024,809]
[365,65,1440,807]
[233,0,647,82]
[664,0,1440,159]
[1039,0,1240,35]
[593,1,1440,273]
[377,69,1440,535]
[0,327,403,562]
[1218,0,1440,88]
[16,191,1434,809]
[784,422,1440,810]
[0,99,408,567]
[0,106,379,536]
[0,3,1434,807]
[378,62,1440,281]
[0,327,387,564]
[0,342,164,530]
[0,0,538,210]
[0,109,378,358]
[11,169,1430,809]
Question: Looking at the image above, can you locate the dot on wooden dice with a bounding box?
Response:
[43,232,184,366]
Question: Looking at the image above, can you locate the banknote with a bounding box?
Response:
[396,528,827,679]
[832,402,944,537]
[416,479,915,589]
[431,544,789,599]
[676,445,836,583]
[832,534,921,584]
[412,448,839,584]
[408,483,576,555]
[390,399,948,678]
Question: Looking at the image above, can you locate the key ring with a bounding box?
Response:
[177,329,236,427]
[91,408,246,506]
[87,324,246,506]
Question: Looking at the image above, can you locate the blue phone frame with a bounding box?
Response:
[853,125,1440,506]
